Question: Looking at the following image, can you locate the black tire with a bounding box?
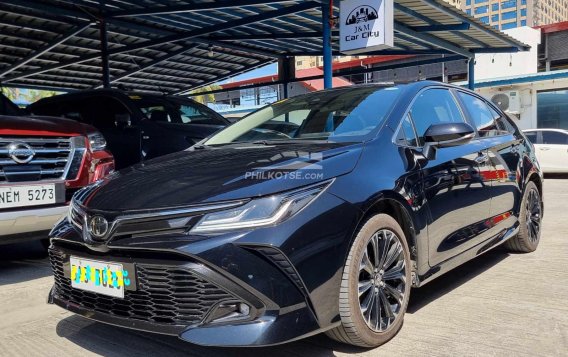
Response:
[504,181,542,253]
[326,214,411,348]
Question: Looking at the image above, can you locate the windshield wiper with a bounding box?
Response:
[252,139,332,145]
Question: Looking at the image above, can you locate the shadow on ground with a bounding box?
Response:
[407,249,509,313]
[0,241,52,286]
[56,314,347,357]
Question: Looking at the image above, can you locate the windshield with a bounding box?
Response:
[130,95,227,126]
[204,86,401,145]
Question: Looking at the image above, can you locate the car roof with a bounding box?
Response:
[523,128,568,133]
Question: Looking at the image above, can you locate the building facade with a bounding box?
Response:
[443,0,568,30]
[295,55,367,70]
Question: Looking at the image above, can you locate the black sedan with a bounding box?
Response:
[47,81,543,348]
[29,89,229,169]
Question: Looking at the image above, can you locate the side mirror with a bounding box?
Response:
[422,122,475,160]
[115,113,131,129]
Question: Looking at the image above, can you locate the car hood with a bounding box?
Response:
[82,142,364,211]
[0,115,91,136]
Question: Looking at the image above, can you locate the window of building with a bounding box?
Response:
[475,5,489,14]
[479,16,489,23]
[521,19,527,26]
[502,11,518,20]
[466,0,471,5]
[491,14,499,22]
[474,0,488,3]
[466,9,472,14]
[521,8,527,16]
[537,90,568,130]
[492,3,499,11]
[501,22,518,30]
[501,0,517,9]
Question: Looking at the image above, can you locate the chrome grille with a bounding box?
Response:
[0,137,73,182]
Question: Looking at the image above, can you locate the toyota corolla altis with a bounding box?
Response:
[47,82,543,348]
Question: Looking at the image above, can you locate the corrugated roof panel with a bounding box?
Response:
[0,0,528,94]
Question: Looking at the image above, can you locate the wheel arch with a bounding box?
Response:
[354,193,419,263]
[526,171,544,215]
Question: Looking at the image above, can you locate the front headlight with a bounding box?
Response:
[88,132,107,152]
[190,180,333,233]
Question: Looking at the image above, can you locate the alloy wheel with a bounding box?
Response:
[358,229,406,332]
[526,189,541,243]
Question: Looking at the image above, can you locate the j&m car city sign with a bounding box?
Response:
[340,0,394,54]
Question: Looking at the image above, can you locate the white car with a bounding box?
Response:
[523,129,568,173]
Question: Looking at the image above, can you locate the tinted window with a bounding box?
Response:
[396,114,418,147]
[410,89,465,146]
[524,131,538,144]
[542,131,568,145]
[457,92,502,136]
[205,86,402,145]
[132,95,226,126]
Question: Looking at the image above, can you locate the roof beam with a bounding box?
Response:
[417,0,529,50]
[182,55,464,96]
[108,0,299,18]
[0,23,92,78]
[394,21,473,58]
[94,46,192,88]
[174,59,276,95]
[209,30,340,41]
[2,3,319,83]
[410,23,470,32]
[394,3,487,48]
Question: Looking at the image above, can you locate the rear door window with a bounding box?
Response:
[524,131,538,144]
[542,131,568,145]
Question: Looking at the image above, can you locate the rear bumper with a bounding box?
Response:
[0,205,67,242]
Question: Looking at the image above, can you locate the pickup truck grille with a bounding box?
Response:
[0,137,74,182]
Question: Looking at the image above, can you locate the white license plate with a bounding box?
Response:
[70,257,127,299]
[0,184,56,209]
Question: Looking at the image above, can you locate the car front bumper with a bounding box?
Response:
[46,241,331,347]
[0,205,67,243]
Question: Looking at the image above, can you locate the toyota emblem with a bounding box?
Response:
[88,215,109,239]
[7,142,35,164]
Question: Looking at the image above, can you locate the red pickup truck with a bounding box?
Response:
[0,92,114,247]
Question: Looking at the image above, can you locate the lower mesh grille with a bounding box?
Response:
[49,249,235,326]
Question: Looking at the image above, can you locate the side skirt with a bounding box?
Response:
[415,221,519,287]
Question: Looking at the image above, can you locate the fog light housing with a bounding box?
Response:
[208,302,251,323]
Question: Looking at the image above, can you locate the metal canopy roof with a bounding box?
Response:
[0,0,529,95]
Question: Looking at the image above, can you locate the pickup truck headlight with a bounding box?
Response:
[88,132,107,152]
[190,180,333,233]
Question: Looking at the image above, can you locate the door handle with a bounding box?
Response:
[539,147,550,151]
[475,153,489,164]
